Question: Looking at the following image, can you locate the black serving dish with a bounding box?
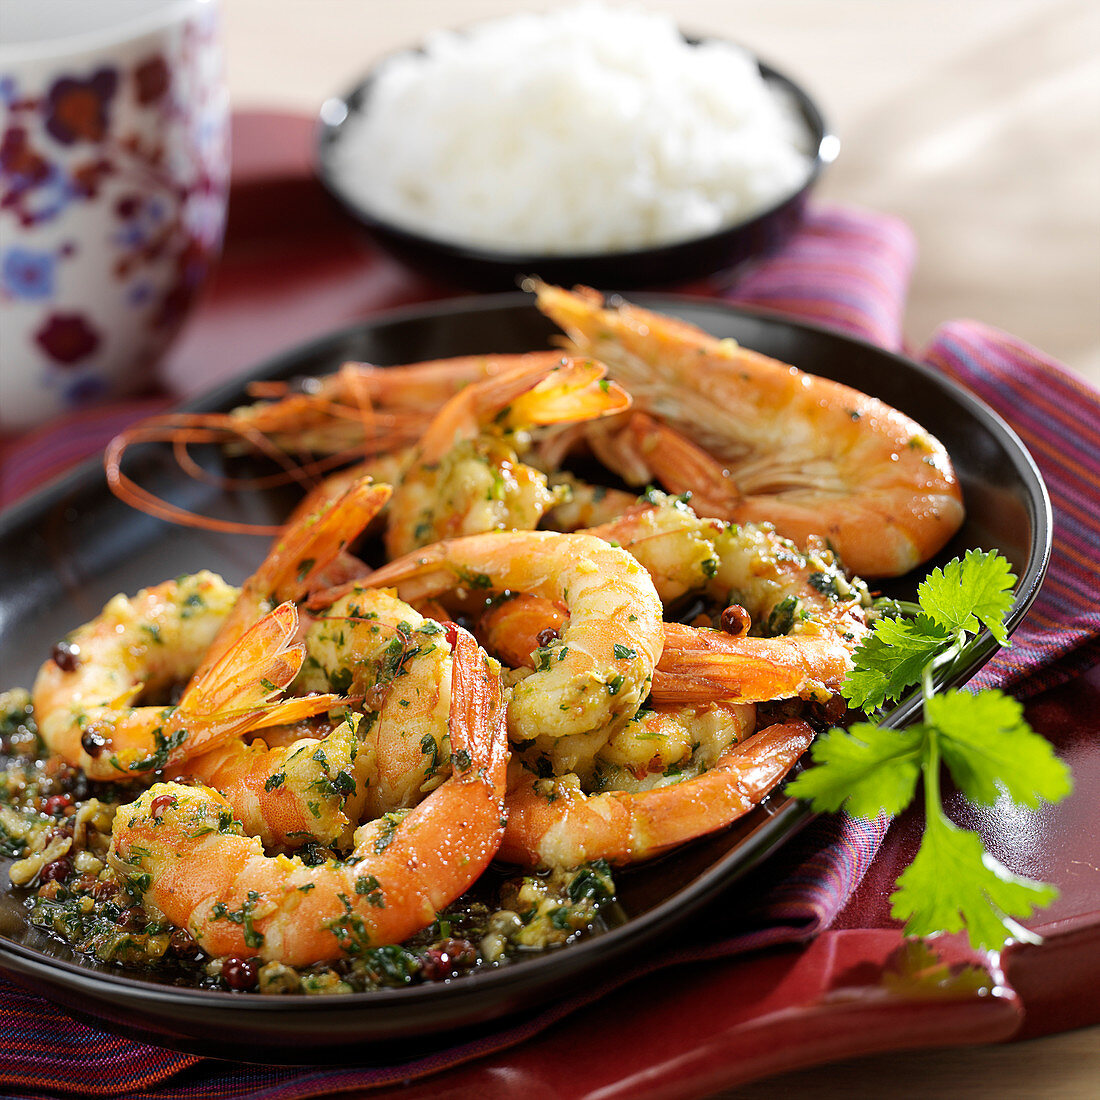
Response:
[0,295,1050,1062]
[315,41,837,291]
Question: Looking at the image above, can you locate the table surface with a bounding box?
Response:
[199,2,1100,1095]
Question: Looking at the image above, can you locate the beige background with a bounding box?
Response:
[220,1,1099,1095]
[221,0,1100,385]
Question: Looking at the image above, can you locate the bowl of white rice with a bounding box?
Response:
[316,4,836,289]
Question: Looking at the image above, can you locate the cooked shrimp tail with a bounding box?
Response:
[175,602,342,759]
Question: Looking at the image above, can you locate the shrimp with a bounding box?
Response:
[230,352,568,457]
[534,282,965,577]
[478,493,870,706]
[359,530,664,777]
[171,484,433,847]
[293,586,457,819]
[499,719,815,867]
[480,597,856,708]
[175,716,371,850]
[140,478,394,848]
[176,584,468,850]
[108,625,510,966]
[32,584,335,781]
[384,355,630,558]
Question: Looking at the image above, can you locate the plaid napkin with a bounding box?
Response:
[1,203,1097,1099]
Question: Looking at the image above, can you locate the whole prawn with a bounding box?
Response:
[534,282,965,577]
[108,626,510,967]
[500,719,815,867]
[356,530,665,778]
[32,580,335,781]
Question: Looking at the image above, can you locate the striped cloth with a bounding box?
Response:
[928,324,1100,695]
[0,203,1097,1099]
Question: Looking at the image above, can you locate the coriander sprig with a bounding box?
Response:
[787,549,1072,950]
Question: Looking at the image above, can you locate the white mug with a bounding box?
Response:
[0,0,229,431]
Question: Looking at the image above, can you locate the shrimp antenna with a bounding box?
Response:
[104,414,322,534]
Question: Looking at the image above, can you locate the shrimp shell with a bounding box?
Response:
[500,720,815,867]
[534,282,965,577]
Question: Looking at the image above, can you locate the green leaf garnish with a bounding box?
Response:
[788,549,1071,951]
[916,549,1015,645]
[841,614,952,711]
[929,690,1073,809]
[890,814,1057,946]
[789,722,923,818]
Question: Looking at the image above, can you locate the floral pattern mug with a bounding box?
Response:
[0,0,228,430]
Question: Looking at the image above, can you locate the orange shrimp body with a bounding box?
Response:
[361,530,665,777]
[31,578,331,781]
[109,627,509,966]
[480,596,854,708]
[535,282,965,577]
[383,355,630,558]
[479,494,870,707]
[500,720,815,867]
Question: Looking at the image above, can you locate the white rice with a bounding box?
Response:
[330,4,814,254]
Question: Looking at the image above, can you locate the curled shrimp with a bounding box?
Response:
[479,493,870,707]
[108,626,509,966]
[534,282,965,577]
[32,583,335,782]
[383,355,630,558]
[288,358,631,559]
[185,584,462,851]
[295,586,458,819]
[357,530,664,777]
[500,719,815,867]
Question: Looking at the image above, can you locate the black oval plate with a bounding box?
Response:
[0,295,1050,1063]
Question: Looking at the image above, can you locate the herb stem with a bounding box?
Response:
[923,726,942,826]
